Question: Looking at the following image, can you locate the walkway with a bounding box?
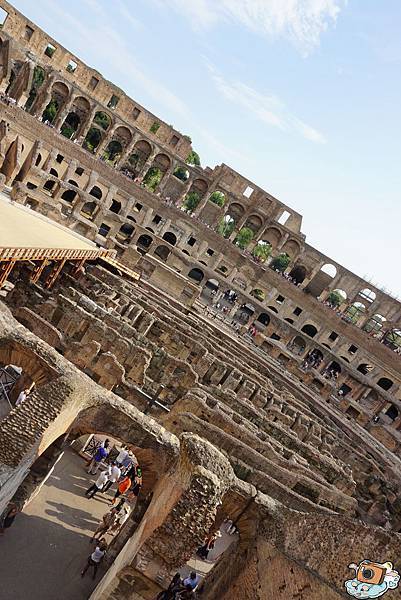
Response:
[0,447,115,600]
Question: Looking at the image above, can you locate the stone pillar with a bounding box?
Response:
[53,92,77,130]
[30,74,56,117]
[62,159,78,182]
[85,170,99,192]
[114,132,141,168]
[138,149,158,178]
[78,106,98,142]
[95,123,118,157]
[158,160,177,194]
[177,176,194,205]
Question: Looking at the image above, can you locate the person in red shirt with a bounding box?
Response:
[110,475,131,505]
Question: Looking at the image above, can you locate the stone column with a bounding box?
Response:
[158,160,177,194]
[114,132,141,168]
[78,105,98,142]
[31,74,56,117]
[177,175,194,205]
[53,91,77,130]
[138,149,158,178]
[95,123,118,157]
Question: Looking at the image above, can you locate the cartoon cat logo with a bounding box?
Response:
[345,560,400,598]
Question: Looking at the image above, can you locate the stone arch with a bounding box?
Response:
[383,328,401,351]
[234,303,255,324]
[288,335,306,355]
[205,279,219,291]
[244,214,263,234]
[128,140,152,174]
[326,361,341,375]
[162,231,177,246]
[43,179,56,192]
[103,139,123,164]
[357,363,373,375]
[188,268,204,283]
[61,189,77,202]
[60,111,80,139]
[305,263,337,298]
[262,227,282,248]
[89,186,102,200]
[137,234,154,249]
[288,264,307,284]
[227,203,245,224]
[344,302,366,324]
[113,126,132,148]
[209,191,225,207]
[359,288,376,303]
[173,166,190,182]
[154,245,170,262]
[83,126,102,153]
[377,377,393,391]
[188,178,208,199]
[256,313,270,326]
[80,201,97,219]
[93,111,112,131]
[363,314,386,334]
[301,324,318,338]
[117,223,135,243]
[281,238,301,258]
[109,199,121,214]
[42,81,70,123]
[384,404,398,421]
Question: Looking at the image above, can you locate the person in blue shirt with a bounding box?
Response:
[87,439,110,475]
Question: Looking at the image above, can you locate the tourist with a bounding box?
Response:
[115,444,129,470]
[102,461,121,493]
[109,500,131,535]
[87,439,110,475]
[156,572,182,599]
[127,466,142,502]
[110,472,132,505]
[0,502,19,535]
[81,539,107,579]
[91,507,118,542]
[183,572,200,590]
[15,388,30,406]
[85,467,111,499]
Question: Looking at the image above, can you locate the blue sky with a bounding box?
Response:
[12,0,401,297]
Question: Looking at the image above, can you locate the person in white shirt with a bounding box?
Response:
[102,462,121,492]
[85,467,111,499]
[16,389,30,406]
[115,446,129,468]
[81,540,107,579]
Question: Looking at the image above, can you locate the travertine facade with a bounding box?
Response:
[0,1,401,598]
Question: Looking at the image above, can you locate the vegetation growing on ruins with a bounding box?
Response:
[327,290,344,307]
[173,166,189,182]
[143,167,162,192]
[25,66,45,111]
[235,226,254,249]
[42,99,58,123]
[270,253,291,272]
[252,241,272,263]
[209,191,225,207]
[186,150,200,166]
[182,191,200,213]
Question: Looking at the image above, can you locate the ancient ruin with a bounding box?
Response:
[0,1,400,598]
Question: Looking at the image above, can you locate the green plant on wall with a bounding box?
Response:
[252,241,271,263]
[234,227,254,249]
[143,167,162,192]
[270,253,291,272]
[217,216,235,238]
[183,191,200,213]
[42,99,58,123]
[186,150,200,166]
[209,191,225,207]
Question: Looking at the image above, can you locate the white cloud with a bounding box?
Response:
[161,0,345,54]
[209,66,326,143]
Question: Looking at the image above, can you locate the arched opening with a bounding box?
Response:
[305,263,337,298]
[305,348,323,366]
[233,303,255,324]
[154,245,170,262]
[250,289,265,302]
[281,239,301,259]
[83,127,102,153]
[143,167,162,191]
[324,361,341,379]
[173,166,189,182]
[128,140,152,175]
[384,404,399,421]
[256,313,270,327]
[270,253,290,273]
[188,268,204,284]
[382,328,401,351]
[60,112,80,139]
[344,302,365,324]
[43,179,55,192]
[363,314,386,334]
[103,140,123,164]
[205,279,219,291]
[357,363,373,375]
[217,214,235,239]
[243,214,263,235]
[80,201,98,220]
[327,289,347,307]
[301,324,318,338]
[234,227,254,250]
[89,186,102,200]
[267,306,278,314]
[93,111,112,131]
[288,336,306,355]
[117,223,135,243]
[42,81,69,124]
[377,377,393,391]
[137,234,153,250]
[262,227,281,248]
[61,189,77,203]
[288,264,306,284]
[252,240,272,263]
[209,191,225,207]
[359,288,376,303]
[109,200,121,214]
[162,231,177,246]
